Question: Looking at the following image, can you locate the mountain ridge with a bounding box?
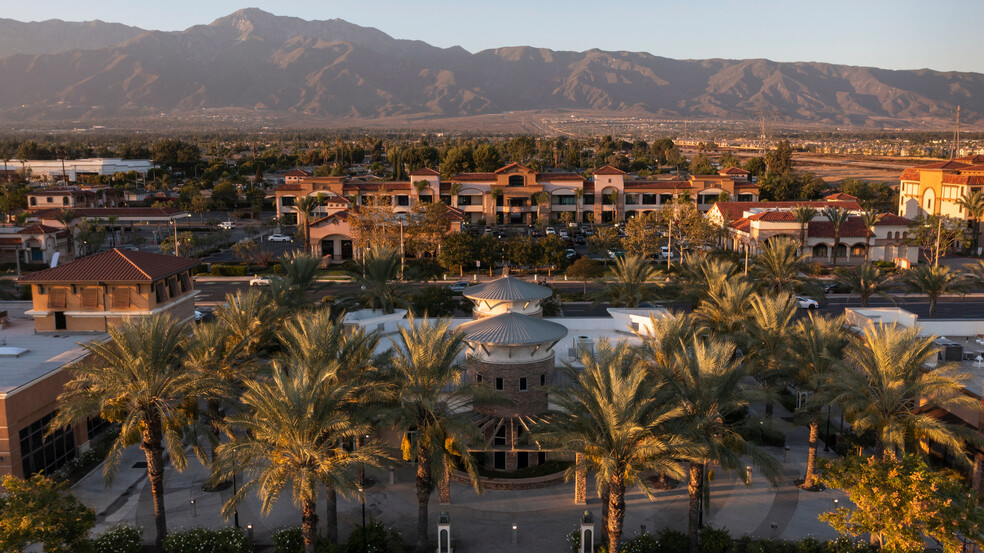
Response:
[0,8,979,129]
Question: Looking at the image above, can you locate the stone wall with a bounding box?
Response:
[467,355,554,417]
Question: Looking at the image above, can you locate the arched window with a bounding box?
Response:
[851,244,866,257]
[508,175,524,187]
[812,244,829,258]
[30,197,36,206]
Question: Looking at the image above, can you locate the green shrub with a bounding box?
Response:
[345,520,404,553]
[272,527,303,553]
[656,529,688,553]
[91,524,142,553]
[210,264,247,277]
[622,532,660,553]
[700,527,736,553]
[161,527,252,553]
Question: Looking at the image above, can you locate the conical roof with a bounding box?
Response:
[457,312,567,346]
[463,276,552,302]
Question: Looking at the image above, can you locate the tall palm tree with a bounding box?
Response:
[957,190,984,254]
[833,263,895,307]
[50,314,205,548]
[901,264,967,318]
[965,259,984,288]
[821,206,851,267]
[487,188,501,227]
[270,252,321,312]
[295,194,321,255]
[860,211,881,262]
[213,365,387,553]
[644,333,782,553]
[789,313,848,489]
[413,179,431,204]
[385,316,487,553]
[347,246,406,313]
[449,182,462,207]
[574,188,585,225]
[532,191,549,225]
[215,290,282,357]
[741,292,798,418]
[598,254,660,307]
[608,189,620,223]
[830,323,981,459]
[674,254,738,305]
[693,279,756,338]
[751,236,813,295]
[790,206,817,255]
[543,339,689,553]
[54,208,78,259]
[277,310,385,543]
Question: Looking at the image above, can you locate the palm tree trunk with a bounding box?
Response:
[301,498,318,553]
[831,238,839,267]
[599,480,610,540]
[141,426,168,548]
[607,474,626,553]
[325,483,338,544]
[803,420,820,489]
[415,448,433,553]
[688,462,703,553]
[929,295,937,318]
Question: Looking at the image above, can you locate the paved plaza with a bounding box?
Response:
[73,405,848,552]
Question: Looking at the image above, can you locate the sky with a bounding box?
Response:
[5,0,984,73]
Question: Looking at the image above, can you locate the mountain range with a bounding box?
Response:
[0,8,980,129]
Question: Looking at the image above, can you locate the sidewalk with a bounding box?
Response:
[73,404,850,551]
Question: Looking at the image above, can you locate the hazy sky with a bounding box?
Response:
[6,0,983,73]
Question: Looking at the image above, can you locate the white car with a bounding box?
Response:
[267,233,293,242]
[448,281,470,293]
[795,296,819,309]
[249,276,272,286]
[218,221,236,230]
[545,227,556,235]
[558,230,569,239]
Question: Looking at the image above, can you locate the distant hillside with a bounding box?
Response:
[0,8,980,128]
[0,18,146,57]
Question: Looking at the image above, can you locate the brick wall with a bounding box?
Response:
[467,355,554,417]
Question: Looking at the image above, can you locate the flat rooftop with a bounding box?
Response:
[0,303,105,396]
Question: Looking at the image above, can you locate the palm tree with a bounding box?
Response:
[643,332,782,553]
[740,292,798,418]
[608,189,620,223]
[295,194,321,255]
[830,323,981,459]
[965,260,984,288]
[449,182,462,207]
[860,211,881,262]
[106,215,119,247]
[533,191,549,225]
[385,316,487,552]
[347,246,406,313]
[957,190,984,254]
[902,264,967,318]
[54,208,78,259]
[413,180,431,204]
[821,206,851,267]
[574,188,585,225]
[543,339,689,553]
[751,236,813,294]
[833,263,895,307]
[598,254,659,307]
[693,279,756,338]
[487,188,501,227]
[789,313,848,489]
[277,310,385,543]
[790,206,817,255]
[674,254,738,305]
[50,314,205,547]
[215,290,282,357]
[213,365,387,553]
[270,252,321,312]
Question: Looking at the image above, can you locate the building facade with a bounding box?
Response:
[898,156,984,220]
[0,224,69,265]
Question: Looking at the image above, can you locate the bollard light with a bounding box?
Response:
[247,524,254,541]
[512,524,518,544]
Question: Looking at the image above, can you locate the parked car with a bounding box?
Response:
[558,229,569,239]
[607,249,625,260]
[448,281,470,293]
[218,221,236,230]
[574,235,586,245]
[565,248,578,259]
[659,246,676,260]
[545,227,556,235]
[795,296,819,309]
[194,308,214,323]
[822,282,849,294]
[267,233,293,242]
[249,275,272,286]
[582,225,595,236]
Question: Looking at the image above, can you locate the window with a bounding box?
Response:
[167,277,179,298]
[86,416,111,441]
[46,197,53,203]
[642,194,659,205]
[495,195,504,207]
[457,195,474,206]
[281,196,296,206]
[440,195,452,205]
[19,412,76,477]
[48,288,67,309]
[509,198,527,207]
[179,272,192,292]
[519,377,527,391]
[81,288,99,310]
[495,377,504,391]
[396,195,409,206]
[30,197,37,206]
[508,175,525,187]
[540,374,546,386]
[476,374,483,383]
[624,194,638,205]
[552,195,576,206]
[154,282,168,303]
[419,195,433,203]
[582,194,594,205]
[112,287,130,309]
[494,426,507,446]
[62,197,69,205]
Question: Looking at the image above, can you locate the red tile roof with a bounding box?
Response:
[711,201,861,221]
[450,173,497,181]
[623,181,691,190]
[747,211,796,222]
[19,248,199,283]
[956,155,984,164]
[720,167,750,175]
[808,219,872,239]
[873,214,911,226]
[899,168,921,181]
[942,174,984,185]
[284,169,312,177]
[494,163,532,174]
[409,168,440,176]
[32,207,187,219]
[824,192,858,201]
[593,165,626,176]
[914,160,970,170]
[731,218,751,233]
[536,172,584,181]
[16,224,64,235]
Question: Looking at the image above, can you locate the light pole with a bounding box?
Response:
[358,471,367,553]
[934,215,942,267]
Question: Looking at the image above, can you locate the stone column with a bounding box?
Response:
[575,453,587,505]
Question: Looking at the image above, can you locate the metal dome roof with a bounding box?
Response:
[463,276,553,302]
[457,312,568,346]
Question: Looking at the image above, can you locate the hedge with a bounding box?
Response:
[161,527,252,553]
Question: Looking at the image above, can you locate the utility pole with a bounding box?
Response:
[951,106,961,160]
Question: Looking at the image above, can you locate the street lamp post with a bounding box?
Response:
[358,471,367,553]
